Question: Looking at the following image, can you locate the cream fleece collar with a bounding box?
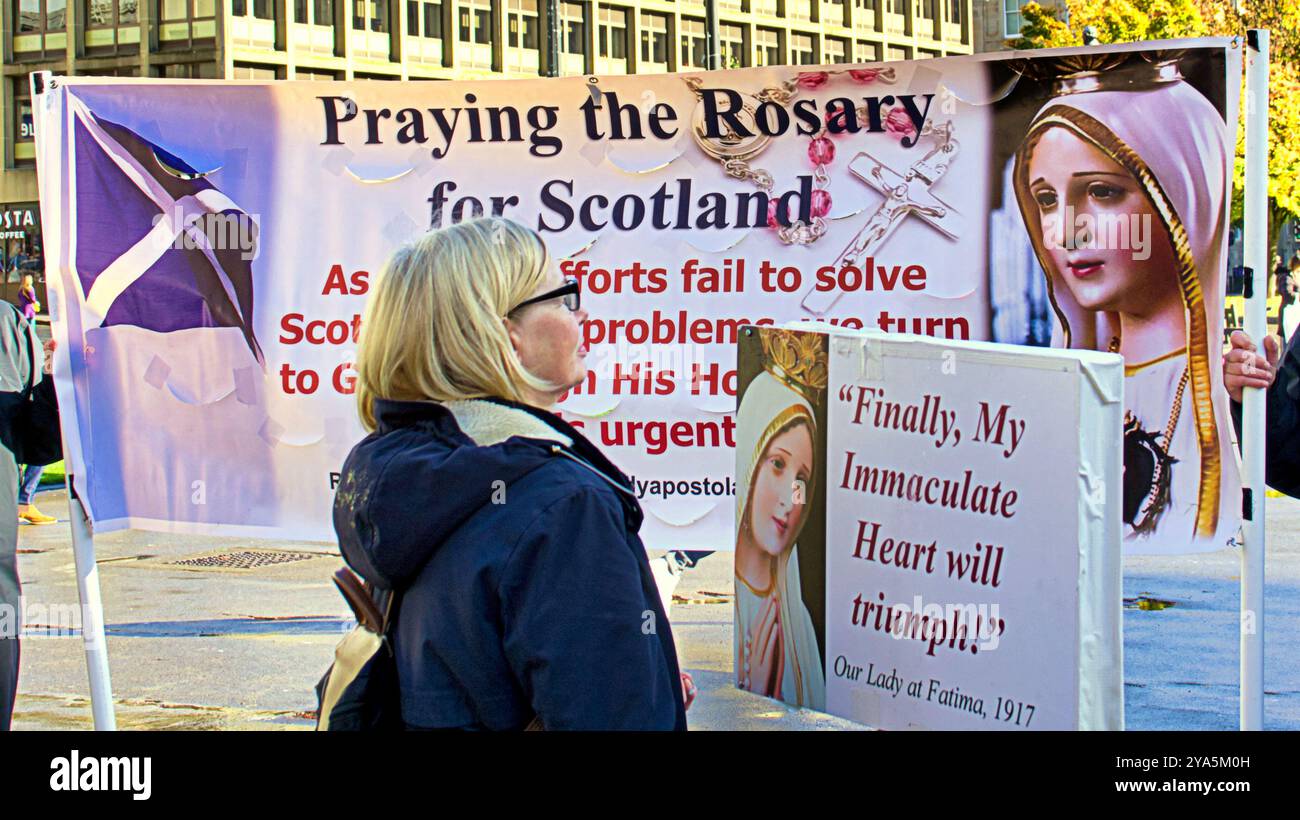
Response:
[442,399,573,449]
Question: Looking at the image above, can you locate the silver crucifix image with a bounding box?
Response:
[801,122,964,316]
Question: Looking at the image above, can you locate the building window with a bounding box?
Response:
[598,7,627,60]
[353,0,388,31]
[407,0,441,35]
[823,36,846,65]
[639,11,667,65]
[887,44,909,60]
[790,32,815,65]
[916,0,936,19]
[83,0,138,49]
[16,0,40,32]
[506,0,532,47]
[153,62,218,77]
[86,0,111,27]
[425,1,444,37]
[680,17,706,69]
[95,0,135,25]
[853,40,879,62]
[78,65,139,75]
[1003,0,1026,38]
[751,0,776,16]
[852,0,874,27]
[158,2,217,29]
[231,62,281,79]
[821,0,845,26]
[13,80,35,167]
[754,27,779,67]
[561,2,584,55]
[296,67,340,79]
[946,0,962,25]
[458,0,491,43]
[507,0,536,48]
[788,0,811,21]
[15,0,67,32]
[158,0,217,44]
[293,0,333,25]
[87,0,136,25]
[720,22,744,68]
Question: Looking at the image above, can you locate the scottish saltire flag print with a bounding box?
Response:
[71,97,262,362]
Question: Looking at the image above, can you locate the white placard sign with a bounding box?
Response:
[732,325,1124,730]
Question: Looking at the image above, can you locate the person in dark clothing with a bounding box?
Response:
[1222,328,1300,496]
[1275,254,1293,337]
[333,218,687,730]
[0,303,62,730]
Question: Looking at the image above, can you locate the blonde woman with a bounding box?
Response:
[333,218,687,731]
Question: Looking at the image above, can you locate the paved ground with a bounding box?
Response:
[9,485,1300,730]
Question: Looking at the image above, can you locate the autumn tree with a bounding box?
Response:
[1014,0,1208,49]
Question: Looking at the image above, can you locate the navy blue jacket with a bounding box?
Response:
[333,397,686,730]
[1232,326,1300,499]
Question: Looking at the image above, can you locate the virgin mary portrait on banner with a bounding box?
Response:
[1012,51,1240,553]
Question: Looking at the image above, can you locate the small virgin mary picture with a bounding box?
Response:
[734,328,827,710]
[1012,52,1239,551]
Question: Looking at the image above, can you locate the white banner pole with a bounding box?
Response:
[34,69,117,731]
[66,483,116,730]
[1241,28,1269,732]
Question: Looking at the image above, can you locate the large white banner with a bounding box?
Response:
[33,39,1242,553]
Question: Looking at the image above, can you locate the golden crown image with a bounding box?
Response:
[1009,49,1186,96]
[760,328,828,404]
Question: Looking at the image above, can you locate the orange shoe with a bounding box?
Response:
[18,504,56,525]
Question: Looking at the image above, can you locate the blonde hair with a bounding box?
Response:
[355,218,555,431]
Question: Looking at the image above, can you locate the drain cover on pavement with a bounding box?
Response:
[166,550,322,570]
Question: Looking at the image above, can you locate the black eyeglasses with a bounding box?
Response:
[509,277,581,314]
